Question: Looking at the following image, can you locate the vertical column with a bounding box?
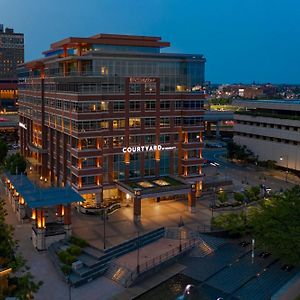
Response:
[216,121,221,139]
[49,128,55,184]
[96,189,103,205]
[178,128,184,176]
[34,208,46,250]
[188,184,196,213]
[55,130,61,186]
[155,79,160,176]
[63,204,72,237]
[133,189,142,223]
[18,196,26,221]
[56,204,63,222]
[124,78,130,181]
[62,134,67,185]
[41,75,48,178]
[206,122,211,136]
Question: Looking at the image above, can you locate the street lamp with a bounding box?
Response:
[280,155,289,182]
[136,231,140,273]
[178,216,184,252]
[67,276,72,300]
[101,208,107,250]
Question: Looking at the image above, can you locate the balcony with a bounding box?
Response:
[27,143,47,154]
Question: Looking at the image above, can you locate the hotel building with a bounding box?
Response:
[0,24,24,109]
[18,34,206,221]
[234,99,300,172]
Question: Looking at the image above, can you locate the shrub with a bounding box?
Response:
[67,245,81,256]
[61,264,72,275]
[217,191,228,203]
[70,236,89,248]
[58,251,76,265]
[234,192,245,203]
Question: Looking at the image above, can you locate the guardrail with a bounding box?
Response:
[125,238,199,287]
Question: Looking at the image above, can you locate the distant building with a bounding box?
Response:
[0,24,24,110]
[234,99,300,171]
[216,84,277,99]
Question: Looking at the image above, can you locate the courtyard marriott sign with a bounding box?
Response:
[122,145,176,153]
[129,77,157,84]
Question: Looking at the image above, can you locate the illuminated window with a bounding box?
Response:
[101,67,108,75]
[113,119,125,129]
[100,101,108,111]
[129,118,141,128]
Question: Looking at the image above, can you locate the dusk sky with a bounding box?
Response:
[2,0,300,84]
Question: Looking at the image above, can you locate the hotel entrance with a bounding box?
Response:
[116,176,196,223]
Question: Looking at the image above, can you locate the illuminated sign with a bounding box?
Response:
[129,77,157,84]
[19,122,27,130]
[122,145,176,153]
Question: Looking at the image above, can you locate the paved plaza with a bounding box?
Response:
[1,152,298,300]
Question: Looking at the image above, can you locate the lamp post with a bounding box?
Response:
[178,216,184,252]
[67,276,72,300]
[136,231,140,273]
[280,155,289,182]
[103,208,107,250]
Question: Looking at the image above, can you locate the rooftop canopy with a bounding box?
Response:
[116,176,191,199]
[5,173,84,208]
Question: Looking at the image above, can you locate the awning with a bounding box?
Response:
[4,173,84,208]
[115,176,191,199]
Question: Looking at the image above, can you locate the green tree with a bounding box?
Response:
[5,153,27,174]
[212,211,249,236]
[0,199,42,299]
[249,186,300,265]
[0,138,8,165]
[234,192,245,203]
[217,191,228,203]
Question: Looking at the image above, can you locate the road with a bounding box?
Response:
[202,147,297,192]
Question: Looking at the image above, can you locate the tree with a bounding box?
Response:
[212,211,249,236]
[0,138,8,165]
[249,186,300,265]
[234,192,245,203]
[0,199,42,299]
[217,191,228,203]
[213,186,300,265]
[5,153,27,174]
[244,186,260,202]
[226,141,256,163]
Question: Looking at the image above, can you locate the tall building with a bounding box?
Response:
[234,99,300,172]
[18,34,206,220]
[0,24,24,109]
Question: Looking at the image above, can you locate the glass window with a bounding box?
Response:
[100,101,108,111]
[129,100,141,111]
[113,136,125,147]
[144,117,156,128]
[129,135,141,145]
[100,120,109,129]
[145,100,156,111]
[160,117,170,127]
[145,83,156,94]
[113,119,125,129]
[160,100,170,111]
[81,138,97,149]
[82,158,97,167]
[144,135,155,144]
[129,118,141,128]
[113,101,125,112]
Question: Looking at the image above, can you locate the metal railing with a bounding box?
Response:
[125,238,199,287]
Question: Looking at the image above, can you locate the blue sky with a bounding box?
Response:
[2,0,300,83]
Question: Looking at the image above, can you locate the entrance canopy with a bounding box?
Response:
[116,176,191,199]
[4,173,84,208]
